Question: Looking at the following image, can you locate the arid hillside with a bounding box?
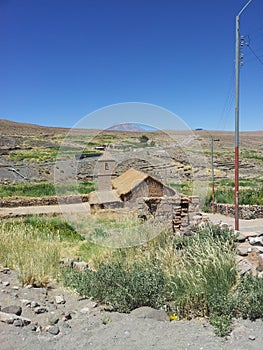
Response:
[0,119,262,189]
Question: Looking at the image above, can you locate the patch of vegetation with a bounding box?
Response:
[0,219,61,286]
[62,260,168,313]
[62,223,242,336]
[0,181,95,198]
[204,178,263,207]
[0,216,104,286]
[9,147,59,162]
[2,213,263,337]
[168,182,193,195]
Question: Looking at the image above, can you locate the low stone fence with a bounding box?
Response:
[137,195,200,232]
[213,203,263,220]
[0,195,89,208]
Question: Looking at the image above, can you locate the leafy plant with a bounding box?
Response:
[62,260,168,313]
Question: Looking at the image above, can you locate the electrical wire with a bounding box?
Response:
[216,69,235,131]
[246,44,263,67]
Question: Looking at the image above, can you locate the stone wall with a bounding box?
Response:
[137,195,200,232]
[0,195,89,208]
[213,203,263,220]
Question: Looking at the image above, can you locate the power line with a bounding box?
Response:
[247,43,263,67]
[216,69,235,131]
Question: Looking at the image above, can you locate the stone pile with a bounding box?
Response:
[137,195,200,233]
[236,231,263,276]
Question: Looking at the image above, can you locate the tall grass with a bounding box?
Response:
[0,222,60,286]
[62,223,239,336]
[0,216,100,286]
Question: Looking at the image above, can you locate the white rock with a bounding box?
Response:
[55,295,65,304]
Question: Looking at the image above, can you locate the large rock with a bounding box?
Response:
[249,237,263,246]
[0,311,31,326]
[1,305,22,316]
[238,259,253,275]
[237,231,259,242]
[130,307,169,322]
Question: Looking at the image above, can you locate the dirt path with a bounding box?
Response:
[1,203,262,234]
[0,203,90,218]
[203,213,263,233]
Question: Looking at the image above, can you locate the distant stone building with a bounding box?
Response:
[111,168,176,208]
[88,154,176,211]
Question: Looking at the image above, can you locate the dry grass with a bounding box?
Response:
[0,222,60,286]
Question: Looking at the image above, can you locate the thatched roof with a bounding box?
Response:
[112,168,155,196]
[88,190,122,205]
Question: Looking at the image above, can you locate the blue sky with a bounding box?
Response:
[0,0,262,131]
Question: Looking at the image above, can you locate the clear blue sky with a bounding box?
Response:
[0,0,262,131]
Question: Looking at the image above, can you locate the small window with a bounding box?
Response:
[105,162,109,170]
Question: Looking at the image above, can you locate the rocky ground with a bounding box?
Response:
[1,262,263,350]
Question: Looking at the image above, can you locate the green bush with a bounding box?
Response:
[235,274,263,320]
[62,260,168,313]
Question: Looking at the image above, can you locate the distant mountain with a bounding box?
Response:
[107,123,156,132]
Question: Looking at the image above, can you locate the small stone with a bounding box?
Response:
[238,259,252,275]
[63,312,72,321]
[47,325,60,335]
[55,295,65,305]
[34,307,48,314]
[13,319,23,327]
[59,320,71,329]
[1,268,10,274]
[30,301,40,308]
[31,325,37,331]
[36,325,42,333]
[1,305,22,316]
[249,335,256,341]
[73,261,88,271]
[237,246,248,256]
[2,281,10,287]
[25,285,33,289]
[12,286,19,290]
[21,299,31,306]
[10,292,18,299]
[48,316,59,325]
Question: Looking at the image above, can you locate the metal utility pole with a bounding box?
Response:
[235,0,253,231]
[211,137,215,214]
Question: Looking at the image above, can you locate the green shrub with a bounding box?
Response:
[62,260,168,313]
[210,313,233,337]
[235,274,263,320]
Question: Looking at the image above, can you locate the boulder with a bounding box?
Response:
[0,311,31,326]
[1,305,22,316]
